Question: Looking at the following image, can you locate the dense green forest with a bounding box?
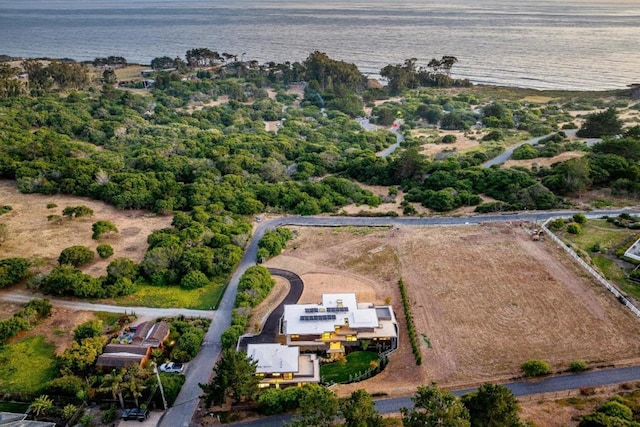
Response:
[1,50,640,299]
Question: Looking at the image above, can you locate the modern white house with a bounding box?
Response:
[281,293,398,355]
[247,343,320,388]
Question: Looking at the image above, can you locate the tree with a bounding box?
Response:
[180,270,209,289]
[102,69,117,84]
[96,244,114,258]
[461,383,521,427]
[577,107,623,138]
[123,366,146,408]
[401,383,470,427]
[30,395,54,419]
[289,384,339,427]
[520,359,551,377]
[92,220,118,239]
[573,213,587,224]
[199,349,259,407]
[73,319,103,343]
[341,389,383,427]
[99,369,126,409]
[62,205,94,219]
[59,245,95,267]
[0,257,30,288]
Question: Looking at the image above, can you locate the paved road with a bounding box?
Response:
[482,129,601,168]
[0,291,214,321]
[238,269,304,349]
[376,119,404,158]
[232,365,640,426]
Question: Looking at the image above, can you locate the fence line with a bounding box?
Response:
[542,218,640,318]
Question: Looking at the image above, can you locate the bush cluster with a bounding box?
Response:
[521,359,551,377]
[0,257,30,288]
[398,278,422,365]
[257,228,293,262]
[221,266,275,350]
[0,298,52,344]
[167,318,210,362]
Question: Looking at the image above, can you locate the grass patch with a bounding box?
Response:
[320,351,379,384]
[108,281,226,309]
[563,220,629,250]
[561,219,640,299]
[0,336,58,394]
[93,311,128,327]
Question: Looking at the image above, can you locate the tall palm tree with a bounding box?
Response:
[99,369,126,409]
[123,367,146,408]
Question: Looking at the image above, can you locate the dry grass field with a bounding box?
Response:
[264,224,640,399]
[0,180,173,277]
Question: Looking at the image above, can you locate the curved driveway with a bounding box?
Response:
[239,268,304,349]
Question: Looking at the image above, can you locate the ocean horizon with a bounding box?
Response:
[1,0,639,91]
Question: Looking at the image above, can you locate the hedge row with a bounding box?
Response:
[221,266,275,349]
[398,279,422,365]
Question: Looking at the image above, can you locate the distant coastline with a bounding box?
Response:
[1,0,639,91]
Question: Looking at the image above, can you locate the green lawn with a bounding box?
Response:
[320,351,379,384]
[562,220,631,250]
[104,281,226,310]
[561,220,640,299]
[0,336,58,394]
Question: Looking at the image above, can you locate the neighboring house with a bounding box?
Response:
[247,343,319,389]
[0,412,55,426]
[132,321,170,348]
[282,293,398,355]
[95,344,151,371]
[95,321,170,371]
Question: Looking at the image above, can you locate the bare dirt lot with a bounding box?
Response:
[0,180,173,277]
[264,224,640,398]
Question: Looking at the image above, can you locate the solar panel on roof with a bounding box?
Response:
[326,307,348,313]
[305,307,319,313]
[299,314,337,321]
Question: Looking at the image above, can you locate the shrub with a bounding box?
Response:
[482,130,503,141]
[157,373,185,406]
[91,220,118,240]
[0,257,30,288]
[96,244,113,259]
[46,203,57,209]
[257,227,293,261]
[566,223,582,235]
[442,134,457,144]
[549,218,566,230]
[59,246,95,267]
[101,406,116,424]
[73,319,103,343]
[521,359,551,377]
[573,213,587,224]
[0,205,13,215]
[62,205,94,219]
[569,360,588,373]
[180,270,209,290]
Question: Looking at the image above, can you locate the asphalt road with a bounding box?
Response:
[232,365,640,426]
[481,130,601,168]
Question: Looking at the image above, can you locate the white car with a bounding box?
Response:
[159,362,184,373]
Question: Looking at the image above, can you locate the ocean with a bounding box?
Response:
[0,0,638,90]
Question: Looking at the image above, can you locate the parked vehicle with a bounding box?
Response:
[159,361,184,373]
[121,408,149,421]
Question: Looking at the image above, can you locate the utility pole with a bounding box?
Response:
[152,362,168,410]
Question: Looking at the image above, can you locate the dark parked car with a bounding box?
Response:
[121,408,149,422]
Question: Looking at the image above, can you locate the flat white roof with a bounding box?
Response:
[284,293,381,335]
[247,343,299,374]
